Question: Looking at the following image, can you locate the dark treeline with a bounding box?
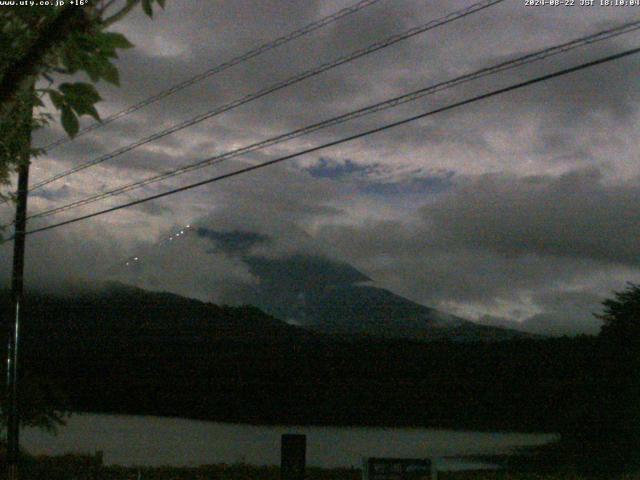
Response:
[1,283,638,473]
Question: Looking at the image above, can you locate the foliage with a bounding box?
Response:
[518,284,640,477]
[0,83,34,198]
[596,282,640,341]
[0,0,166,196]
[0,373,70,434]
[593,284,640,473]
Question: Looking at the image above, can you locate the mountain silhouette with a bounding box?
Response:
[242,254,531,341]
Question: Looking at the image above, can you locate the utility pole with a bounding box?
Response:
[5,84,33,480]
[6,162,29,480]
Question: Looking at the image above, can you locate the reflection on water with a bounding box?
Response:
[22,414,555,469]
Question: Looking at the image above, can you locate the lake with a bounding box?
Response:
[22,414,555,470]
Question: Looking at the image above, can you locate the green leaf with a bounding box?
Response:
[156,0,166,8]
[69,102,100,122]
[60,105,79,138]
[101,62,120,86]
[59,82,101,106]
[48,90,65,110]
[59,83,102,114]
[58,83,102,122]
[71,104,100,122]
[60,48,80,74]
[92,33,117,58]
[69,101,94,118]
[83,57,103,83]
[142,0,153,17]
[73,33,97,51]
[84,105,101,122]
[100,32,134,50]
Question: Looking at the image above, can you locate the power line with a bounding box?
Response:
[27,0,505,193]
[11,45,639,241]
[37,0,387,152]
[22,19,640,223]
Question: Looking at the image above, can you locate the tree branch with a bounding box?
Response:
[98,0,120,17]
[102,0,140,27]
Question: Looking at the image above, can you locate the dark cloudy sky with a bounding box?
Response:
[2,0,640,336]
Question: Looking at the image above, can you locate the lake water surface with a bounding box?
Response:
[22,414,555,470]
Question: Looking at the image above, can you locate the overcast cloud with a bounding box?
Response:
[2,0,640,335]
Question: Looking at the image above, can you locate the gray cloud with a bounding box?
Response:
[419,168,640,265]
[3,1,640,336]
[197,228,270,255]
[310,167,640,332]
[478,289,606,337]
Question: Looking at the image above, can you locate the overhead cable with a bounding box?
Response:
[27,0,505,192]
[37,0,387,151]
[11,45,639,240]
[23,19,640,223]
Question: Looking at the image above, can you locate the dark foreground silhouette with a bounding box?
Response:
[1,282,638,475]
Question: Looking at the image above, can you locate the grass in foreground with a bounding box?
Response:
[7,452,640,480]
[16,461,640,480]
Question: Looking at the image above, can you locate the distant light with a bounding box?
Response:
[180,230,184,234]
[126,262,129,266]
[186,224,190,228]
[169,237,173,241]
[134,257,138,261]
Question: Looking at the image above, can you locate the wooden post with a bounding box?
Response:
[281,434,306,480]
[93,450,103,480]
[5,82,33,480]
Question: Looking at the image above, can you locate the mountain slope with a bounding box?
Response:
[243,255,531,341]
[111,226,533,341]
[0,282,316,344]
